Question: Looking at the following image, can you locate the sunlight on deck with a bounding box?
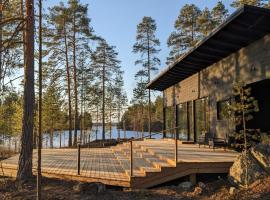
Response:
[1,139,239,188]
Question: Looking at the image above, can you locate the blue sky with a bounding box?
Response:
[45,0,235,102]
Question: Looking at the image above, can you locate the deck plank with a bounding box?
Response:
[1,139,238,188]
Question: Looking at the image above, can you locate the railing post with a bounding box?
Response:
[175,129,178,166]
[130,140,133,177]
[77,142,81,175]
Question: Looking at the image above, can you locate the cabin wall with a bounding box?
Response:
[164,33,270,139]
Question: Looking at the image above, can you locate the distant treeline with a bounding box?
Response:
[119,96,163,133]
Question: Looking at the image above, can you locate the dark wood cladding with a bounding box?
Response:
[147,5,270,91]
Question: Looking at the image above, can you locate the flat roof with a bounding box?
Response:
[147,5,270,91]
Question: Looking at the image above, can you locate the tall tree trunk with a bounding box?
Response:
[123,118,126,139]
[109,105,112,139]
[37,0,43,197]
[80,70,84,144]
[33,125,37,149]
[50,128,53,148]
[102,64,105,140]
[17,0,35,181]
[0,0,2,91]
[63,20,72,147]
[83,84,86,144]
[96,105,99,141]
[141,105,144,138]
[117,106,120,141]
[147,32,152,138]
[72,13,78,146]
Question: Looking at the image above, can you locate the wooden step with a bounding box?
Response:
[113,147,163,176]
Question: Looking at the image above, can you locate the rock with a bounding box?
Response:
[178,181,193,190]
[229,187,237,195]
[73,182,106,193]
[198,182,206,189]
[193,186,203,195]
[251,144,270,174]
[229,149,268,186]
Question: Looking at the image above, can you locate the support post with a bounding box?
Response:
[77,142,81,175]
[130,141,133,177]
[189,174,197,185]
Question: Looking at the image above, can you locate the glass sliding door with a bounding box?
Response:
[194,98,209,142]
[187,101,194,141]
[164,106,173,138]
[177,103,188,140]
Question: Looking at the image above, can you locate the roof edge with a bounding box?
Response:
[147,5,270,90]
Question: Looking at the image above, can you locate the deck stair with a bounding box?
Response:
[111,141,174,177]
[110,139,238,188]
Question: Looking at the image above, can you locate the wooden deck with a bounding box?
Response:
[1,139,238,188]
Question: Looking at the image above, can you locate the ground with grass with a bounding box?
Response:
[0,176,269,200]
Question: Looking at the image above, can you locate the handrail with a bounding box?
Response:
[126,126,181,143]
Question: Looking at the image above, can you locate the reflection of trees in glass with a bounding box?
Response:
[188,102,194,141]
[165,106,173,137]
[217,99,231,120]
[178,103,188,140]
[195,98,208,141]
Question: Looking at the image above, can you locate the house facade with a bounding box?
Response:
[147,5,270,142]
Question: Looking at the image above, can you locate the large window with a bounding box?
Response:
[165,106,174,137]
[188,101,194,141]
[177,103,188,140]
[195,98,209,141]
[217,99,231,120]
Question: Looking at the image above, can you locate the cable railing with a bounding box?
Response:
[127,126,181,177]
[76,126,181,177]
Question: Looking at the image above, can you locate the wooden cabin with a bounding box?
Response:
[147,5,270,143]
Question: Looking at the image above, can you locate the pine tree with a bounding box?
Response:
[228,81,260,150]
[77,51,93,144]
[0,0,24,93]
[197,7,214,37]
[42,83,63,148]
[132,79,148,135]
[167,31,189,65]
[211,1,228,27]
[45,0,93,146]
[228,81,259,188]
[45,3,74,147]
[91,39,121,140]
[231,0,264,8]
[37,0,43,198]
[133,16,160,138]
[113,71,127,140]
[67,0,93,146]
[17,0,35,181]
[167,4,201,64]
[0,92,22,140]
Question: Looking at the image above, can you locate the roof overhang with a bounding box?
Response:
[147,5,270,91]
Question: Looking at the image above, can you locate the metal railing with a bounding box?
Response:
[128,126,181,177]
[76,126,181,177]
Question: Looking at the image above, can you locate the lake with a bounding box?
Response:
[0,126,163,150]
